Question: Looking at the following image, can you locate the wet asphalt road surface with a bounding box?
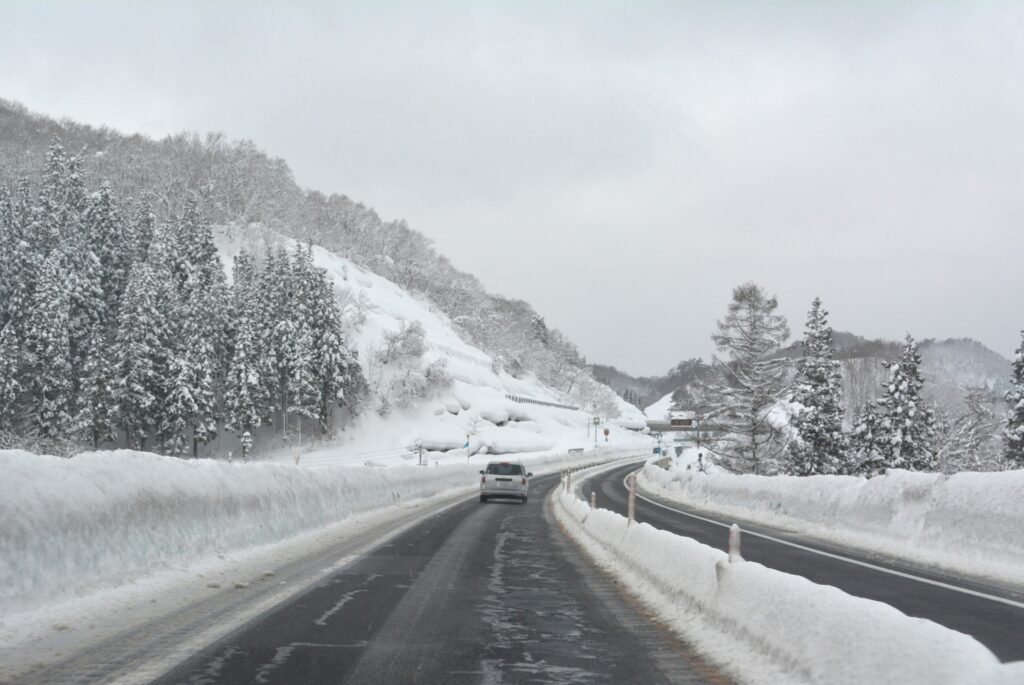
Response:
[592,461,1024,662]
[155,472,720,685]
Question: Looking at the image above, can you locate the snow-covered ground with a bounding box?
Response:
[639,449,1024,588]
[0,446,647,675]
[0,447,644,617]
[214,225,648,466]
[554,461,1024,685]
[644,392,674,420]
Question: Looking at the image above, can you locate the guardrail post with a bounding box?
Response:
[627,473,636,526]
[590,491,596,509]
[728,524,743,563]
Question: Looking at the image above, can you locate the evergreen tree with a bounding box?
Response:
[875,335,937,471]
[84,181,130,319]
[787,298,849,475]
[702,282,791,474]
[24,251,74,439]
[162,281,219,457]
[311,276,364,432]
[130,198,155,265]
[287,323,319,441]
[112,264,165,449]
[850,402,884,475]
[0,323,23,426]
[224,315,269,447]
[0,185,17,322]
[1005,330,1024,467]
[75,328,119,448]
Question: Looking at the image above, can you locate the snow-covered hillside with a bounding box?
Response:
[215,226,648,465]
[644,392,673,420]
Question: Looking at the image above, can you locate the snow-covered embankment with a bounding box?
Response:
[553,471,1024,685]
[0,448,616,617]
[638,459,1024,587]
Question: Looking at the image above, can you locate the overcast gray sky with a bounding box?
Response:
[2,1,1022,375]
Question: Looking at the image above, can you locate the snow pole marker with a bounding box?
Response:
[729,524,743,563]
[627,473,636,526]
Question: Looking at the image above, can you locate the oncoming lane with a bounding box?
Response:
[588,461,1024,662]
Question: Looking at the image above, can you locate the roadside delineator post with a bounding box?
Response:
[627,473,636,526]
[590,491,596,509]
[728,523,743,563]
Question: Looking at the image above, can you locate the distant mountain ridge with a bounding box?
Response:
[596,332,1012,419]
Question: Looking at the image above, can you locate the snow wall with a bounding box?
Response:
[0,448,630,615]
[639,462,1024,587]
[554,476,1024,685]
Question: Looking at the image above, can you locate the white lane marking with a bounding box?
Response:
[620,471,1024,611]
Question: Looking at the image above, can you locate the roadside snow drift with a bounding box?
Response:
[639,459,1024,587]
[553,472,1024,685]
[0,448,622,616]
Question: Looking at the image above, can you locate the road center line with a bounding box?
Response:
[620,471,1024,611]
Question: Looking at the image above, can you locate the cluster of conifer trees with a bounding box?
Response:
[700,284,1022,475]
[0,142,365,456]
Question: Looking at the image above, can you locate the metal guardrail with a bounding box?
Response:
[505,393,581,412]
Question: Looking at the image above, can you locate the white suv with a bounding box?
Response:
[479,461,532,504]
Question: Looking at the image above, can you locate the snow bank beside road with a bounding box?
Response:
[0,448,620,616]
[553,479,1024,685]
[639,459,1024,587]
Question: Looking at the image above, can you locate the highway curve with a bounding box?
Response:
[587,461,1024,662]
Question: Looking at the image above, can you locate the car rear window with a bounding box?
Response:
[485,463,524,476]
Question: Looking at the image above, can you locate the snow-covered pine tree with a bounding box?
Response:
[265,244,297,433]
[162,277,220,457]
[129,198,155,265]
[0,323,23,426]
[32,141,85,254]
[787,297,849,475]
[850,402,884,475]
[1005,330,1024,467]
[75,328,118,448]
[84,181,130,320]
[60,237,106,379]
[177,195,219,289]
[112,263,167,449]
[310,274,365,432]
[875,335,937,472]
[0,185,16,321]
[702,282,791,474]
[24,251,74,439]
[285,322,319,443]
[224,315,269,452]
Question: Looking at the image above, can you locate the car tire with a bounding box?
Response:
[480,495,487,503]
[521,496,528,504]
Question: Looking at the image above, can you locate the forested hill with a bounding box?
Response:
[0,99,588,388]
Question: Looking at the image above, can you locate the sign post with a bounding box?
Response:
[593,417,600,447]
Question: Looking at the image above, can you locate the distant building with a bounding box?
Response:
[669,410,695,428]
